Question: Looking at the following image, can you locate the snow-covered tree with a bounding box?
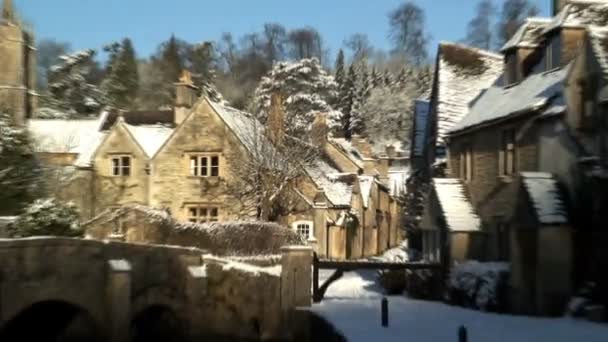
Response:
[251,58,340,136]
[39,49,105,117]
[334,49,346,87]
[339,64,358,138]
[0,112,40,214]
[371,66,382,88]
[189,42,225,104]
[7,198,82,238]
[101,38,139,110]
[383,69,395,88]
[357,86,415,147]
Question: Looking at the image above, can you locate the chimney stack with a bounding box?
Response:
[311,112,329,148]
[174,70,198,125]
[2,0,13,23]
[267,92,285,145]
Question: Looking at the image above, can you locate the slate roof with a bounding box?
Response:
[329,138,365,168]
[432,178,481,232]
[501,17,552,52]
[412,99,430,157]
[521,172,568,224]
[101,110,174,130]
[433,42,503,145]
[305,159,353,207]
[588,25,608,78]
[450,66,569,134]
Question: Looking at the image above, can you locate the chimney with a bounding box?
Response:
[2,0,13,22]
[311,112,329,148]
[174,70,198,125]
[267,92,285,145]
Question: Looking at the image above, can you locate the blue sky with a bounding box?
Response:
[15,0,551,61]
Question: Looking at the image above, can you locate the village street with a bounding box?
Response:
[313,269,608,342]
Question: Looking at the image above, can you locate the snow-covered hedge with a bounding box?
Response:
[8,198,82,238]
[448,261,510,311]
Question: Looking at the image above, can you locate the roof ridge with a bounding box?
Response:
[439,41,503,60]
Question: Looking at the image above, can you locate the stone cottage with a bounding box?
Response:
[420,0,608,315]
[21,67,404,260]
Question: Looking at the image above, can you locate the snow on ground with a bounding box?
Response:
[313,260,608,342]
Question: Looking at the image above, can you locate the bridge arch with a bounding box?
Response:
[130,286,189,342]
[0,300,103,342]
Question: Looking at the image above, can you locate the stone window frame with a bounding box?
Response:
[186,205,219,223]
[187,153,220,177]
[292,220,314,241]
[110,155,132,177]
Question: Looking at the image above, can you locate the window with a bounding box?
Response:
[500,129,516,176]
[111,156,131,176]
[459,146,473,181]
[189,155,220,177]
[186,205,219,223]
[293,221,313,240]
[545,43,553,70]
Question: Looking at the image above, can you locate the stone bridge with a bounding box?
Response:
[0,238,314,342]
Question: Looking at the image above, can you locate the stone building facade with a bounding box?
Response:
[419,0,608,316]
[0,0,36,124]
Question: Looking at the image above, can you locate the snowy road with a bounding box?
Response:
[312,269,608,342]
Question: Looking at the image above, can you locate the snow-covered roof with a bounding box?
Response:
[330,138,365,168]
[306,159,353,207]
[208,100,270,154]
[588,25,608,78]
[28,119,101,154]
[433,42,503,145]
[501,17,552,52]
[521,172,568,224]
[433,178,481,232]
[543,0,608,35]
[124,123,174,158]
[359,176,374,208]
[450,66,569,134]
[388,169,409,197]
[412,99,430,157]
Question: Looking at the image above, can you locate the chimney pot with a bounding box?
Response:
[174,70,198,125]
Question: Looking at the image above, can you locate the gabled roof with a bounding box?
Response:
[433,42,503,145]
[329,138,365,168]
[588,25,608,78]
[305,159,353,207]
[358,176,374,208]
[450,66,569,134]
[543,0,608,35]
[432,178,481,232]
[501,17,552,52]
[412,99,430,157]
[521,172,568,224]
[124,123,174,158]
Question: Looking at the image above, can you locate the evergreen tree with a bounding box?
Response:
[0,112,40,214]
[251,58,340,137]
[334,49,346,88]
[339,64,358,139]
[39,49,104,117]
[145,35,188,107]
[7,198,82,238]
[351,61,371,136]
[188,42,225,103]
[101,38,139,109]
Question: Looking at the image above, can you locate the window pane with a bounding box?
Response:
[190,157,198,176]
[211,166,219,177]
[111,158,120,176]
[121,156,130,167]
[210,208,218,217]
[211,156,219,166]
[200,208,207,217]
[201,157,208,176]
[123,165,131,176]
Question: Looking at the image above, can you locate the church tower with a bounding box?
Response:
[0,0,37,125]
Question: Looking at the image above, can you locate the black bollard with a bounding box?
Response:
[381,297,388,327]
[458,325,467,342]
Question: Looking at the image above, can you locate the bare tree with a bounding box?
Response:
[388,2,430,65]
[496,0,539,48]
[287,27,325,62]
[263,23,287,63]
[344,33,374,64]
[217,32,237,73]
[226,94,318,221]
[464,0,496,51]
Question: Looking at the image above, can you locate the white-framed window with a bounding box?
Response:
[111,156,131,176]
[293,220,314,240]
[186,205,219,223]
[189,154,220,177]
